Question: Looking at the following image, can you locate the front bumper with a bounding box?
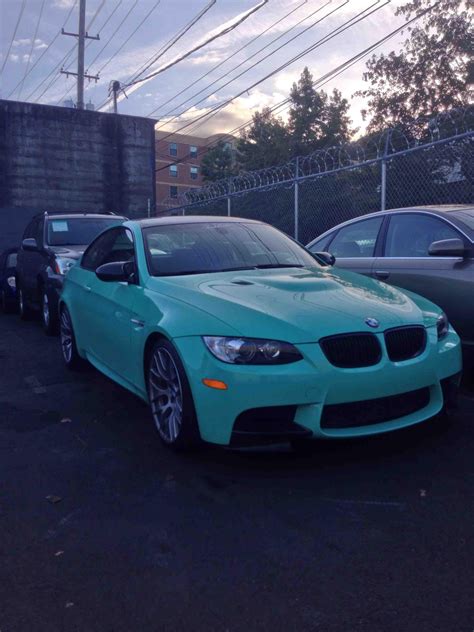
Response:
[173,327,462,446]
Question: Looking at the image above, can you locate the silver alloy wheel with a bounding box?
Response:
[149,347,183,443]
[60,309,73,363]
[42,292,50,327]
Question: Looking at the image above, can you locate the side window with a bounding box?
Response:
[385,214,461,257]
[82,228,135,271]
[329,217,383,258]
[308,233,334,253]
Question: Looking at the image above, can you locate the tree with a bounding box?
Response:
[201,141,237,182]
[237,107,290,170]
[288,68,355,154]
[356,0,472,132]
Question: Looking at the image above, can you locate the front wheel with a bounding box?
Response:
[18,286,33,320]
[41,289,59,335]
[60,306,84,370]
[147,339,201,450]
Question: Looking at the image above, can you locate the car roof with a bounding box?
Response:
[135,215,262,228]
[307,205,474,245]
[34,212,126,220]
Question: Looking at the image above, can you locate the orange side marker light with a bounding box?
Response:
[202,378,228,390]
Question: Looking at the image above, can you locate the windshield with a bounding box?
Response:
[46,218,122,246]
[143,222,319,276]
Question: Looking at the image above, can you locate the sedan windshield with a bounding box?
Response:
[47,218,122,246]
[143,222,319,276]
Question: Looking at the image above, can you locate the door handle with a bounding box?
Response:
[84,285,91,292]
[374,270,390,280]
[131,318,145,328]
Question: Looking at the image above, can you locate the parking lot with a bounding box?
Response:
[1,311,473,632]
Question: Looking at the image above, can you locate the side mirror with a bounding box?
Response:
[95,260,135,282]
[313,251,336,266]
[22,238,38,252]
[428,238,466,258]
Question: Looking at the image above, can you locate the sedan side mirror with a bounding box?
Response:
[313,251,336,266]
[22,238,38,252]
[428,238,466,258]
[95,260,135,282]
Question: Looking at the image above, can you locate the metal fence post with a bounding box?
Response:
[227,196,231,216]
[294,156,299,240]
[380,129,392,211]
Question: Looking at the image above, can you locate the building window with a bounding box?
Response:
[190,145,198,158]
[170,185,178,198]
[169,142,178,157]
[190,166,198,180]
[170,165,178,177]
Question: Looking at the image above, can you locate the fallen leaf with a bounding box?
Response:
[46,495,62,504]
[60,418,72,423]
[55,550,64,557]
[419,489,427,497]
[65,602,74,608]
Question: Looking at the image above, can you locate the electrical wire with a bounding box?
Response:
[150,0,336,126]
[154,3,433,174]
[28,0,118,104]
[93,0,161,76]
[156,0,382,141]
[95,0,218,111]
[6,0,78,99]
[125,0,270,89]
[1,0,27,76]
[85,0,139,73]
[18,0,47,99]
[147,0,319,119]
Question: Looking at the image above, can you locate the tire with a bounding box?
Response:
[41,287,59,336]
[147,339,201,451]
[59,305,84,370]
[18,285,33,320]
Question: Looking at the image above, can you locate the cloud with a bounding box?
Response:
[52,0,76,7]
[9,54,20,63]
[13,38,31,47]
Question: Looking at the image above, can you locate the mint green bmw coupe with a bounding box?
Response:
[59,217,462,450]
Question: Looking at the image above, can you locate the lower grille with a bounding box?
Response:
[231,405,311,446]
[320,333,381,368]
[384,326,427,362]
[321,387,430,429]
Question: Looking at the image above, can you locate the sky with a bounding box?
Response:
[0,0,408,138]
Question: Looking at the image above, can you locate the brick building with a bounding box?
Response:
[155,130,234,215]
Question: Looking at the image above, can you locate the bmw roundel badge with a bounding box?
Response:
[365,317,380,328]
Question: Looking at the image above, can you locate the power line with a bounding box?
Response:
[17,0,47,99]
[6,0,78,99]
[94,0,161,76]
[150,0,337,127]
[96,0,218,111]
[28,0,116,104]
[156,0,380,142]
[125,0,270,89]
[147,0,312,118]
[0,0,27,76]
[85,0,139,73]
[154,1,430,175]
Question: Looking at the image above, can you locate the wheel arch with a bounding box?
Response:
[143,331,171,382]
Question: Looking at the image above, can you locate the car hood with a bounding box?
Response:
[47,245,87,259]
[149,266,440,343]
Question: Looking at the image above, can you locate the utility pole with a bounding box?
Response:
[60,0,99,109]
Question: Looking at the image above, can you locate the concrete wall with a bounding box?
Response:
[0,100,156,251]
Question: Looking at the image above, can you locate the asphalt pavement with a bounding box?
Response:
[1,311,473,632]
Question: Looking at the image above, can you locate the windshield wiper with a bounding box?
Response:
[252,264,305,269]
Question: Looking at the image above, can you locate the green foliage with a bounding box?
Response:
[237,107,290,170]
[356,0,472,132]
[200,141,237,182]
[236,67,355,170]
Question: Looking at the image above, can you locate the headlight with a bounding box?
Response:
[7,276,16,288]
[203,336,303,365]
[54,257,77,275]
[437,312,449,340]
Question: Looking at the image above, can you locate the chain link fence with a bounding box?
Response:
[166,107,474,244]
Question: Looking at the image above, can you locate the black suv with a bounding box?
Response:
[16,212,126,334]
